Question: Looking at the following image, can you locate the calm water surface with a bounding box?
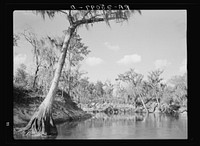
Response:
[56,112,187,139]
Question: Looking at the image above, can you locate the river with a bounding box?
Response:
[14,112,187,139]
[56,112,187,139]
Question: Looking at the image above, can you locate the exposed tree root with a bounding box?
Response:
[19,104,57,137]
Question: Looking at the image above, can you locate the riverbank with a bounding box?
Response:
[13,86,187,130]
[80,100,187,115]
[13,87,92,130]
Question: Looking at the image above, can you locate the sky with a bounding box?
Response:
[13,10,187,84]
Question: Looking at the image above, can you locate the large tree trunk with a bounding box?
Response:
[21,98,57,136]
[21,26,76,136]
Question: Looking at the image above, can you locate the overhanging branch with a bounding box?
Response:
[75,16,128,27]
[59,10,74,25]
[59,10,69,15]
[82,10,91,20]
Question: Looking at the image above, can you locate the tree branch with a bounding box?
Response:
[59,10,69,16]
[68,10,74,25]
[82,10,91,20]
[75,16,127,28]
[59,10,74,25]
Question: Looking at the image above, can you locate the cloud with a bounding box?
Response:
[14,54,27,66]
[13,54,27,73]
[135,69,140,73]
[117,54,141,65]
[154,59,171,69]
[104,42,120,51]
[85,57,103,66]
[179,59,187,74]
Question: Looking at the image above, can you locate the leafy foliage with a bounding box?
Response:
[147,69,164,104]
[35,10,141,30]
[14,64,28,87]
[13,34,20,46]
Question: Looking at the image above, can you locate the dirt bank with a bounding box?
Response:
[13,87,92,128]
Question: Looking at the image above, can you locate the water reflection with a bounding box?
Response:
[14,132,58,140]
[56,113,187,139]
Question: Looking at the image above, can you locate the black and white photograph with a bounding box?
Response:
[12,9,187,139]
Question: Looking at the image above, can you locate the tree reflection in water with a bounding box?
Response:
[55,112,187,139]
[15,112,187,139]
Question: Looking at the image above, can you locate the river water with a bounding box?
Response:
[56,112,187,139]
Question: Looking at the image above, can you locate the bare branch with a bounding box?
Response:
[82,10,91,20]
[69,10,72,17]
[68,10,74,25]
[58,10,74,25]
[21,31,37,48]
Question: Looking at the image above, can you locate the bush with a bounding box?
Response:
[13,84,28,105]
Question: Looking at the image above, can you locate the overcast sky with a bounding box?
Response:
[13,10,187,84]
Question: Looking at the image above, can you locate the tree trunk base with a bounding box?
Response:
[19,104,57,137]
